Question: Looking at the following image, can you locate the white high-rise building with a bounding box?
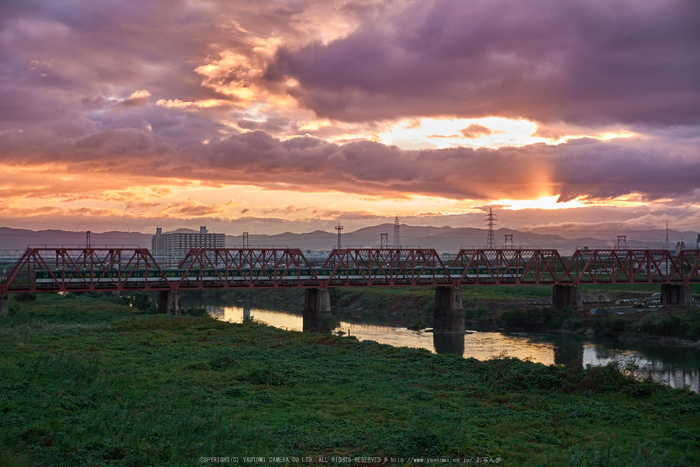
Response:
[151,226,225,258]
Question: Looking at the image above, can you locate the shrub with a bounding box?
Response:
[592,317,627,338]
[182,307,208,316]
[209,354,238,371]
[639,315,683,337]
[15,293,37,302]
[245,368,286,386]
[116,292,156,313]
[500,307,557,331]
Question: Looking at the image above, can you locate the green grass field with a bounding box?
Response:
[1,294,699,466]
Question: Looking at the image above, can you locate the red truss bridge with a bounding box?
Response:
[0,247,698,294]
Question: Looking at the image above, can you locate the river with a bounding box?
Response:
[208,305,700,392]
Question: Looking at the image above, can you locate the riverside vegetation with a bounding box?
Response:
[208,284,700,342]
[0,293,699,466]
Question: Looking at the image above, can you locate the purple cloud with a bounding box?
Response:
[269,0,700,126]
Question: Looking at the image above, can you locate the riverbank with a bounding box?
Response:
[201,286,700,344]
[1,294,699,466]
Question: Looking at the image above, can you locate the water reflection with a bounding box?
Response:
[209,305,700,392]
[433,333,465,356]
[582,344,699,392]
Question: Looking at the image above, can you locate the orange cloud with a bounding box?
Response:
[158,199,227,218]
[460,124,493,139]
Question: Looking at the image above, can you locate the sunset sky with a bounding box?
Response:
[1,0,698,237]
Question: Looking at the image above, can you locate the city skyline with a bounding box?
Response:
[1,0,698,235]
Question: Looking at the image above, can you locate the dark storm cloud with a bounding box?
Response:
[269,0,700,126]
[1,0,698,219]
[1,117,697,203]
[170,130,699,203]
[0,0,274,139]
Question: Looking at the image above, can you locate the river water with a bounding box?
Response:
[208,305,700,392]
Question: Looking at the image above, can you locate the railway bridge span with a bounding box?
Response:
[1,247,697,332]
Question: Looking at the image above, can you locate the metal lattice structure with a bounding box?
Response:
[335,223,343,249]
[322,249,454,286]
[616,235,628,250]
[0,248,697,293]
[176,248,321,288]
[452,249,570,285]
[486,208,496,249]
[393,217,401,248]
[0,248,170,292]
[452,249,700,285]
[380,233,389,249]
[504,234,514,249]
[566,249,698,284]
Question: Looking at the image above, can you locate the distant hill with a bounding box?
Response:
[228,223,697,253]
[0,227,152,252]
[1,225,696,255]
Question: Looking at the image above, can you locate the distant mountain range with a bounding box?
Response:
[1,225,697,255]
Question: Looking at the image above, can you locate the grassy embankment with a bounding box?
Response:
[207,284,700,340]
[1,293,699,466]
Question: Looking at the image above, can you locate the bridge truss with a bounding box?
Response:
[0,248,698,294]
[0,248,169,293]
[322,248,454,286]
[176,248,321,288]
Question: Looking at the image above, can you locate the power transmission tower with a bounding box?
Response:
[486,208,496,249]
[616,235,627,250]
[380,233,389,249]
[393,217,401,248]
[503,234,514,249]
[335,223,344,249]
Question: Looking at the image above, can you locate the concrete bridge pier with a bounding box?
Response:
[552,285,582,310]
[0,294,8,317]
[433,286,465,333]
[303,288,332,332]
[158,290,181,315]
[660,284,692,306]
